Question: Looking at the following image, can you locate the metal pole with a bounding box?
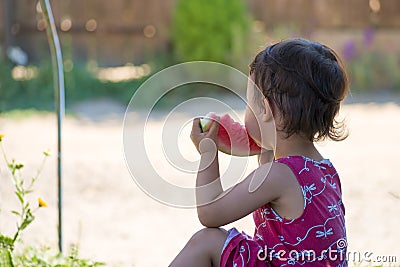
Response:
[39,0,65,253]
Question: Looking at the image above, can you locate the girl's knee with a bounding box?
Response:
[195,227,227,238]
[189,228,228,247]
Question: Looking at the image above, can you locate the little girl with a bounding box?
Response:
[170,38,348,266]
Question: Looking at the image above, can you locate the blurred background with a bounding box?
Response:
[1,0,399,111]
[0,0,399,267]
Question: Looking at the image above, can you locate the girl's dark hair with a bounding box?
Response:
[250,38,349,142]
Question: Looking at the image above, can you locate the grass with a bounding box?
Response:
[13,244,105,267]
[0,109,53,120]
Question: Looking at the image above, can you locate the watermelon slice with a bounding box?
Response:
[199,112,262,156]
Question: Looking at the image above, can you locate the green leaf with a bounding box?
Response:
[8,161,16,175]
[0,234,14,250]
[9,159,15,166]
[0,247,14,266]
[11,210,20,216]
[15,163,24,170]
[19,210,35,231]
[15,191,24,204]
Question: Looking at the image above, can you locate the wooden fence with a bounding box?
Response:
[1,0,399,65]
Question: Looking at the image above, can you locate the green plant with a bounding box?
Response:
[340,28,400,92]
[0,57,148,112]
[13,244,104,267]
[346,51,400,92]
[171,0,251,69]
[0,134,50,266]
[0,59,21,112]
[0,134,106,266]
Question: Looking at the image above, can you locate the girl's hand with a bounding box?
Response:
[190,116,220,154]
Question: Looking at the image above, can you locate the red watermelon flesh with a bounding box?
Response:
[199,112,262,156]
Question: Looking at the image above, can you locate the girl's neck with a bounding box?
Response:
[274,133,323,161]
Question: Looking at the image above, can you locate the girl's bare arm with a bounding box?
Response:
[196,162,292,227]
[191,118,291,228]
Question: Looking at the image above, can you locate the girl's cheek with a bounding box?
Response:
[245,107,262,144]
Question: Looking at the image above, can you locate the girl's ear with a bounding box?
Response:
[262,98,274,122]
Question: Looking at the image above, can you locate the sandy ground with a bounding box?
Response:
[0,95,399,267]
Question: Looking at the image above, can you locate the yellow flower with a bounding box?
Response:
[38,197,48,208]
[0,134,4,142]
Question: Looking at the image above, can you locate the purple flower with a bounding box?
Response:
[363,27,375,47]
[343,40,356,61]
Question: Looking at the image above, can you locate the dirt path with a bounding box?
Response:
[0,97,399,266]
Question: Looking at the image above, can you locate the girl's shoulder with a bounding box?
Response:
[273,155,341,193]
[275,155,335,173]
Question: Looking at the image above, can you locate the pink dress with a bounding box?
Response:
[220,156,347,267]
